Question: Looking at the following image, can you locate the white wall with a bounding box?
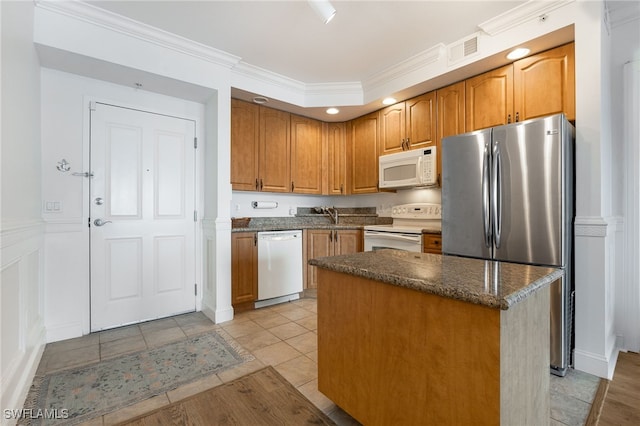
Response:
[230,188,442,218]
[610,4,640,353]
[40,68,206,341]
[0,0,46,418]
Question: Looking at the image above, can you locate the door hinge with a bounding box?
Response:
[194,283,198,296]
[194,210,198,222]
[88,217,91,227]
[89,101,97,111]
[194,137,198,149]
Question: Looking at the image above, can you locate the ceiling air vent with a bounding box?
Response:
[448,34,480,65]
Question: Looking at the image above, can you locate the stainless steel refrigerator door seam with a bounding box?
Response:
[482,140,492,248]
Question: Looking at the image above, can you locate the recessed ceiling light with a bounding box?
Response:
[252,96,269,104]
[326,107,339,115]
[507,48,530,60]
[382,97,397,105]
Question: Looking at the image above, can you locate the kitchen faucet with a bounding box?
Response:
[315,206,339,224]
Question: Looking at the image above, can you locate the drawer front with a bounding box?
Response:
[423,234,442,253]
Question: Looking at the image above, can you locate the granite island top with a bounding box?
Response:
[308,249,562,310]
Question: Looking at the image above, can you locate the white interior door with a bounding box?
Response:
[90,102,196,331]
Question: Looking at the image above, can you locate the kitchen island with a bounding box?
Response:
[309,250,563,426]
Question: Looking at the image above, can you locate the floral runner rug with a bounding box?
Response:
[21,331,252,425]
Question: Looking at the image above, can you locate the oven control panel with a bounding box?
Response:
[391,203,441,219]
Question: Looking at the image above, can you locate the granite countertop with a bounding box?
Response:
[308,250,562,310]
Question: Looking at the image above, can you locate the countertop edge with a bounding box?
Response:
[309,255,561,310]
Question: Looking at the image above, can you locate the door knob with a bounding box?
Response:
[94,197,104,205]
[93,218,112,227]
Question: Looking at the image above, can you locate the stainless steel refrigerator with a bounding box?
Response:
[441,113,574,376]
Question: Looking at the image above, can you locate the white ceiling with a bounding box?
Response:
[88,0,525,84]
[55,0,585,120]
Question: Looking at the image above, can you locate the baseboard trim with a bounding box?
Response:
[201,303,233,325]
[574,346,619,379]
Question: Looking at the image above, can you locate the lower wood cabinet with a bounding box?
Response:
[231,232,258,312]
[423,233,442,254]
[304,229,363,289]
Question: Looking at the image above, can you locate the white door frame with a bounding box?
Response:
[81,96,204,334]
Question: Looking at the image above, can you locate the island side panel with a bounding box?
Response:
[317,269,501,425]
[500,284,551,425]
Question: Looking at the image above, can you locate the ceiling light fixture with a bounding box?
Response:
[382,97,397,105]
[506,47,530,60]
[326,107,339,115]
[308,0,336,24]
[252,96,269,104]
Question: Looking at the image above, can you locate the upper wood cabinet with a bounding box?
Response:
[259,107,290,192]
[230,100,290,192]
[436,81,466,178]
[466,43,575,131]
[465,64,514,131]
[231,99,260,191]
[349,112,379,194]
[326,122,347,195]
[513,42,575,122]
[291,114,323,194]
[379,91,437,156]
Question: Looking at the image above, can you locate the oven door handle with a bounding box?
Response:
[364,231,422,242]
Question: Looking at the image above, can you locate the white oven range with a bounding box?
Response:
[364,203,441,253]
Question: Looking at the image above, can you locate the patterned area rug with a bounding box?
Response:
[22,331,252,425]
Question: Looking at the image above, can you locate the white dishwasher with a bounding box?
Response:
[256,230,303,308]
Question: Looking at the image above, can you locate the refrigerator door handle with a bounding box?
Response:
[482,143,491,248]
[492,141,502,248]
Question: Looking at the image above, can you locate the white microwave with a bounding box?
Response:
[379,147,438,189]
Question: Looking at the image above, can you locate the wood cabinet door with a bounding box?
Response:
[465,64,514,131]
[231,99,259,191]
[350,112,379,194]
[327,122,347,195]
[335,229,363,255]
[514,43,575,122]
[306,230,334,289]
[406,91,436,150]
[290,114,323,194]
[378,103,406,156]
[231,232,257,309]
[259,107,290,192]
[437,81,466,180]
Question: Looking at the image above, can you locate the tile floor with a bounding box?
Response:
[34,297,599,426]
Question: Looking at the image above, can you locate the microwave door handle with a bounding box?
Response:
[416,156,423,184]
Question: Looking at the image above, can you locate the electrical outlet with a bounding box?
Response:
[44,201,63,212]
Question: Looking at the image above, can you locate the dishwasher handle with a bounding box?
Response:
[258,230,302,241]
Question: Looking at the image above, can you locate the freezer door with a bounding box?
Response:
[442,129,492,259]
[492,115,565,266]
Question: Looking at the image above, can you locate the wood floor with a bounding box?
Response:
[119,366,335,426]
[589,351,640,425]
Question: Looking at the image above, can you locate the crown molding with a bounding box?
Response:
[34,0,242,69]
[606,0,640,29]
[231,61,306,94]
[364,43,445,92]
[478,0,574,36]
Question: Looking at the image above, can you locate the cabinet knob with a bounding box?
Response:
[515,112,520,122]
[507,114,512,124]
[291,181,295,192]
[260,179,263,191]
